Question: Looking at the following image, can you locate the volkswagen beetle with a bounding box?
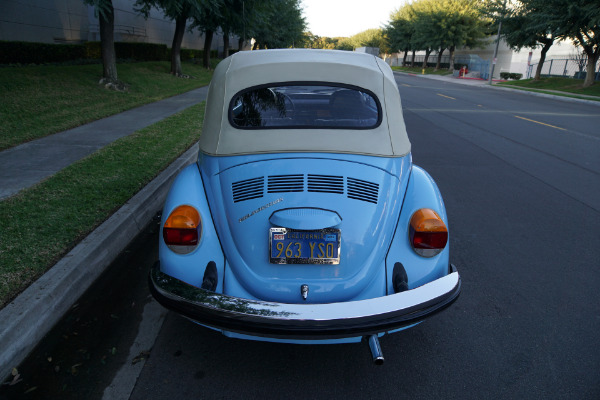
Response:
[150,49,461,363]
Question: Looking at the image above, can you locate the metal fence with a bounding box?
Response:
[527,58,600,80]
[456,55,490,80]
[388,54,490,79]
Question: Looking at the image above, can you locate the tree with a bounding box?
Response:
[191,1,222,68]
[386,5,416,65]
[135,0,210,76]
[441,0,488,71]
[547,0,600,87]
[495,0,559,81]
[250,0,306,49]
[84,0,119,85]
[411,0,441,68]
[334,37,355,51]
[349,29,390,54]
[497,0,599,86]
[386,0,486,69]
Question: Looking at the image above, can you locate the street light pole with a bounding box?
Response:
[488,18,502,84]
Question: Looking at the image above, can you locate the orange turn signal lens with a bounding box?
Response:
[409,208,448,257]
[163,205,201,250]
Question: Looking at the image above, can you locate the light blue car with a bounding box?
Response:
[150,49,461,364]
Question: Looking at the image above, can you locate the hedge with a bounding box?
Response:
[500,72,523,80]
[84,42,169,61]
[1,41,225,65]
[0,41,85,64]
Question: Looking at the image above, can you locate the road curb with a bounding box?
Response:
[0,143,199,378]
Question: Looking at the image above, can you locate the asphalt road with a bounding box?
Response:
[5,76,599,399]
[132,77,600,399]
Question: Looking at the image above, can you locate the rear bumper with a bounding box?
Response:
[149,262,461,340]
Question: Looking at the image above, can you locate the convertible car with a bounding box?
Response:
[150,49,461,364]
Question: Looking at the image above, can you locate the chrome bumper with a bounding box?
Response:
[149,262,461,340]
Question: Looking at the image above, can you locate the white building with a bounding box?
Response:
[385,36,584,79]
[0,0,244,53]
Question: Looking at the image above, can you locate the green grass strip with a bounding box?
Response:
[495,85,600,102]
[0,61,213,151]
[0,102,205,308]
[392,66,453,76]
[496,77,600,99]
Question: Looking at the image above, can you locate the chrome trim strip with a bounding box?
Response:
[149,263,460,339]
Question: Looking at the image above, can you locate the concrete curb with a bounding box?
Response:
[0,143,199,377]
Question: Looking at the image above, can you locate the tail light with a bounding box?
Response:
[409,208,448,257]
[163,205,201,254]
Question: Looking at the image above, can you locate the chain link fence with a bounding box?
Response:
[387,54,490,79]
[527,58,600,81]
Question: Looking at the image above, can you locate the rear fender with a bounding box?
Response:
[160,163,225,292]
[386,165,450,293]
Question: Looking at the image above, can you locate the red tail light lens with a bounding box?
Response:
[409,208,448,257]
[163,205,201,252]
[163,227,198,246]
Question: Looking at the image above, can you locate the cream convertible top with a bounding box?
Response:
[199,49,411,157]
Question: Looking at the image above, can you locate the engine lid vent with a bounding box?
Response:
[307,174,344,194]
[232,177,264,203]
[268,174,304,193]
[347,177,379,204]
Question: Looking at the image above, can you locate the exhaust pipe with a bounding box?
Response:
[367,335,384,365]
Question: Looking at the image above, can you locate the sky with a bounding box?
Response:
[301,0,406,38]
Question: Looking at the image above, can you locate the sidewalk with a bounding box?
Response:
[0,87,208,377]
[0,86,209,199]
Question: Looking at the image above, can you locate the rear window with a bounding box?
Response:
[229,83,381,129]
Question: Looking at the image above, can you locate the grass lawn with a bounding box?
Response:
[496,77,600,100]
[392,66,453,75]
[0,61,214,151]
[0,103,205,308]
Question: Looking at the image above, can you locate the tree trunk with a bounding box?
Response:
[410,50,415,67]
[99,0,117,82]
[403,49,408,66]
[448,46,456,71]
[171,14,187,76]
[422,49,431,69]
[534,40,553,81]
[203,29,214,69]
[582,48,599,88]
[435,48,445,71]
[223,34,230,58]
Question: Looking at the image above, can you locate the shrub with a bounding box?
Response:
[0,41,85,64]
[1,41,227,66]
[115,42,168,61]
[179,48,203,61]
[500,72,523,80]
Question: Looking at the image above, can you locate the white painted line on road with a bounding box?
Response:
[101,299,167,400]
[404,109,599,118]
[514,115,567,131]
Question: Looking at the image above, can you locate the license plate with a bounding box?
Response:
[269,228,341,264]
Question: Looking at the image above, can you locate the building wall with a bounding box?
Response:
[0,0,242,52]
[455,38,513,78]
[0,0,89,43]
[455,37,580,78]
[385,35,581,79]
